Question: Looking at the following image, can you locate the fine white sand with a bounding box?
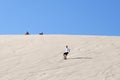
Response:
[0,35,120,80]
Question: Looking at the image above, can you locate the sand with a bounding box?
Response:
[0,35,120,80]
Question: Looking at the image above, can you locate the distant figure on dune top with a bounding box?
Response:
[39,32,43,35]
[63,45,70,60]
[25,32,30,35]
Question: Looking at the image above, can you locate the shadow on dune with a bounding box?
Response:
[68,57,93,60]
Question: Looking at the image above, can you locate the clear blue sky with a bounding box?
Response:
[0,0,120,35]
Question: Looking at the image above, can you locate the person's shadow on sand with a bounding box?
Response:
[68,57,93,60]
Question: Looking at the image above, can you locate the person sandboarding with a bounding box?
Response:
[63,45,70,60]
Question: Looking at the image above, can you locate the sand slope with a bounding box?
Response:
[0,35,120,80]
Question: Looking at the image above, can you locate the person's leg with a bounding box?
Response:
[64,54,67,60]
[63,53,67,60]
[65,52,69,59]
[63,52,68,60]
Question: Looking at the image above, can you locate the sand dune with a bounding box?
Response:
[0,35,120,80]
